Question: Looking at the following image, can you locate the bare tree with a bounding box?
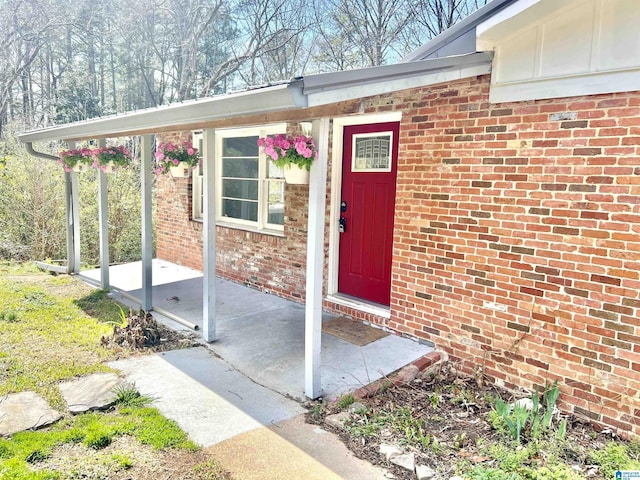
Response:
[236,0,313,85]
[404,0,489,48]
[201,0,308,94]
[313,0,414,68]
[0,0,53,136]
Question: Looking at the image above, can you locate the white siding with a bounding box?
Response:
[481,0,640,103]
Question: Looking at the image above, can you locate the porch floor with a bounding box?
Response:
[82,259,433,401]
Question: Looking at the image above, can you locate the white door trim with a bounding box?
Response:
[327,112,402,301]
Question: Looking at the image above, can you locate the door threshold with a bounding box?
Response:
[326,294,391,319]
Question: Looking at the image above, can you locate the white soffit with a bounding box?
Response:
[19,82,306,143]
[476,0,548,49]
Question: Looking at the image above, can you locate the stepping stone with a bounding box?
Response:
[0,391,63,436]
[60,373,124,414]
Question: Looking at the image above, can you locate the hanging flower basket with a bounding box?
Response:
[94,146,131,173]
[72,162,90,173]
[154,141,200,178]
[283,164,310,185]
[59,148,94,173]
[169,161,191,178]
[58,146,131,173]
[257,134,316,185]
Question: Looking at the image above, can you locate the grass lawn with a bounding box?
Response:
[0,262,232,479]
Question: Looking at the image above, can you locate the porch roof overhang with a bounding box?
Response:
[18,52,493,145]
[18,81,307,143]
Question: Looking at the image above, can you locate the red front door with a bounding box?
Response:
[338,122,399,306]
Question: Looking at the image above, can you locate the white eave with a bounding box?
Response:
[303,52,493,107]
[19,81,307,143]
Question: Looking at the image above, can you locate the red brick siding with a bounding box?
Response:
[365,75,640,437]
[156,78,640,436]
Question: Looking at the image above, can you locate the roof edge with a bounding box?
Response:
[303,52,493,97]
[19,81,306,143]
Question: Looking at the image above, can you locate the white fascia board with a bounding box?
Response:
[477,0,543,49]
[489,68,640,103]
[19,82,306,143]
[306,63,491,107]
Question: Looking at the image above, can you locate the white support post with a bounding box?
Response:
[70,142,81,274]
[97,139,109,288]
[63,171,76,274]
[141,135,153,311]
[202,129,216,342]
[305,117,330,399]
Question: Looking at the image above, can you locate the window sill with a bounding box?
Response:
[193,218,285,238]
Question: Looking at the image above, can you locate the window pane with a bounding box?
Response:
[268,161,284,178]
[222,199,258,222]
[267,180,285,225]
[352,133,392,171]
[223,158,258,178]
[223,137,259,157]
[223,179,258,201]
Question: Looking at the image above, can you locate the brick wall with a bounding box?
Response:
[156,78,640,436]
[369,75,640,437]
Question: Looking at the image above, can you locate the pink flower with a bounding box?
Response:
[173,159,179,165]
[187,148,195,156]
[264,145,278,160]
[101,165,107,172]
[64,166,71,172]
[155,152,165,161]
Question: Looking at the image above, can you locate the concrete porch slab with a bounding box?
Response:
[84,260,433,401]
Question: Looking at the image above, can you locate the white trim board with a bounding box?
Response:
[489,68,640,103]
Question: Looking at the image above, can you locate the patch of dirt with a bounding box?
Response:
[311,362,616,480]
[33,435,229,480]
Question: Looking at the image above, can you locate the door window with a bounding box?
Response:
[351,132,393,172]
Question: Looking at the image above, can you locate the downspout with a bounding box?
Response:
[25,142,58,161]
[24,142,76,275]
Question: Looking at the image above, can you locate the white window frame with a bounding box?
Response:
[192,125,286,235]
[192,132,204,221]
[351,131,394,172]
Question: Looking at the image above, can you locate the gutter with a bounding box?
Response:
[18,81,307,144]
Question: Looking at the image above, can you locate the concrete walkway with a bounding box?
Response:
[110,347,389,479]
